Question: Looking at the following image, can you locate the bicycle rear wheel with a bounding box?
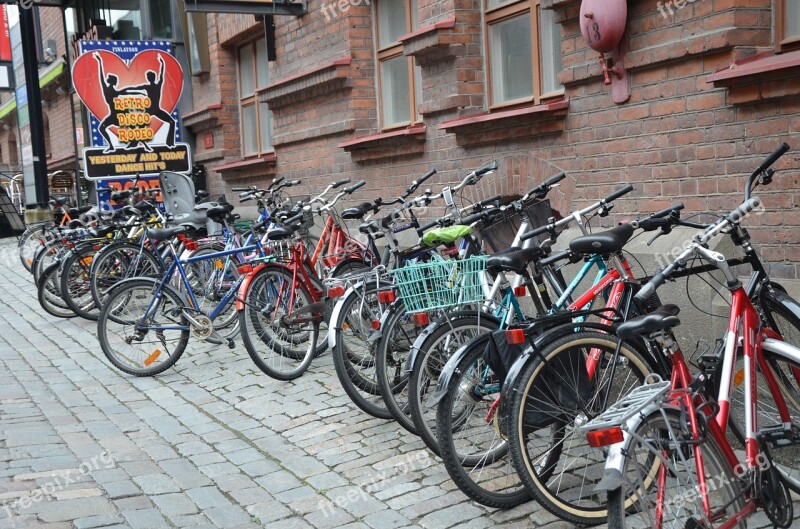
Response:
[60,246,101,320]
[607,409,745,529]
[239,266,320,380]
[331,283,392,419]
[436,333,531,508]
[36,262,76,318]
[19,223,48,273]
[507,331,654,525]
[90,242,162,312]
[97,279,189,376]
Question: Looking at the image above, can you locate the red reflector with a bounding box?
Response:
[328,286,345,298]
[513,285,526,297]
[586,427,624,448]
[378,291,395,303]
[371,320,381,330]
[413,313,430,326]
[237,263,253,274]
[505,329,525,345]
[184,240,199,251]
[177,233,187,241]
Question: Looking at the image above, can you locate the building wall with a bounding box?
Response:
[197,0,800,277]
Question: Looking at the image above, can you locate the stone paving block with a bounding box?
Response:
[72,514,125,529]
[151,492,200,516]
[100,480,140,500]
[362,509,414,529]
[239,459,280,478]
[32,497,117,523]
[131,474,181,495]
[121,507,170,529]
[113,495,153,512]
[205,504,253,528]
[255,471,303,495]
[186,486,231,509]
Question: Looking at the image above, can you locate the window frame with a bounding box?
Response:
[375,0,420,131]
[484,0,564,110]
[237,38,273,157]
[775,0,800,52]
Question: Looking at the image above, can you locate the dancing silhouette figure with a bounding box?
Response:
[127,54,176,148]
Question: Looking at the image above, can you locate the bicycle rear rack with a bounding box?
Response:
[579,374,671,433]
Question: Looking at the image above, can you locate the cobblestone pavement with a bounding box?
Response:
[0,237,794,529]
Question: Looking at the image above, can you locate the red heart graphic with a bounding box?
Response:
[71,50,183,141]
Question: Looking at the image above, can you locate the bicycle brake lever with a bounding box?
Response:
[647,229,665,246]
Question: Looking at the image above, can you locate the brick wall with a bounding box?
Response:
[195,0,798,276]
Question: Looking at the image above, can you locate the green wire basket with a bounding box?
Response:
[390,255,488,313]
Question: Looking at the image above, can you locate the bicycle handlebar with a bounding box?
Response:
[758,142,789,173]
[345,181,366,194]
[332,178,352,188]
[407,168,437,195]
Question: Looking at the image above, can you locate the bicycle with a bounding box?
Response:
[582,143,800,529]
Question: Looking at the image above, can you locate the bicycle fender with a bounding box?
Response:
[235,262,269,311]
[427,333,494,408]
[594,402,669,494]
[760,286,800,324]
[57,249,76,273]
[405,311,502,374]
[498,321,620,420]
[327,279,394,350]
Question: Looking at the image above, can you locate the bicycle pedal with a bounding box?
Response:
[226,339,235,350]
[758,425,799,447]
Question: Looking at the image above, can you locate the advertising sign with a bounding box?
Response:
[72,40,191,183]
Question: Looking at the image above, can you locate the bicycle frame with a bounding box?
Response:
[310,215,372,270]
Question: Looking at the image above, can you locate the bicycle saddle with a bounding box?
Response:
[569,223,635,255]
[342,202,375,220]
[486,246,545,275]
[146,225,191,241]
[88,226,116,238]
[616,304,681,340]
[266,225,295,241]
[67,205,93,218]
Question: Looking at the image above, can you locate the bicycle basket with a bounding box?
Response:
[481,199,553,252]
[390,255,488,313]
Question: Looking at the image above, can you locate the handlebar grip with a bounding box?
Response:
[345,181,366,194]
[286,179,301,186]
[240,196,253,203]
[475,160,499,178]
[604,184,635,203]
[407,168,437,194]
[231,187,252,192]
[636,217,672,232]
[251,219,267,231]
[478,194,502,207]
[283,211,306,225]
[520,224,551,241]
[96,187,113,193]
[539,249,571,268]
[461,212,486,225]
[544,171,567,187]
[728,196,761,222]
[634,271,668,304]
[332,178,352,188]
[758,143,789,173]
[268,177,285,190]
[650,202,684,219]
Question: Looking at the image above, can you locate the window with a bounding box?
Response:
[485,0,563,108]
[150,1,173,40]
[375,0,422,129]
[776,0,800,51]
[238,38,273,156]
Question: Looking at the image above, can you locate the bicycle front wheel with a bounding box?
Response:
[90,242,163,312]
[97,280,189,376]
[60,246,101,320]
[507,330,654,525]
[607,409,745,529]
[239,266,319,380]
[36,262,76,318]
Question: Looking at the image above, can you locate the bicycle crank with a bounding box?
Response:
[755,443,793,528]
[181,309,214,340]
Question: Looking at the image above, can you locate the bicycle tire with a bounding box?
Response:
[409,312,500,456]
[18,223,48,273]
[331,283,393,419]
[239,266,319,380]
[32,240,61,284]
[507,331,655,525]
[36,262,76,318]
[435,333,531,508]
[375,301,425,434]
[97,279,189,376]
[183,243,241,340]
[60,246,101,320]
[90,241,163,311]
[607,408,745,529]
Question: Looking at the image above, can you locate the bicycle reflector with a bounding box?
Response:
[586,427,624,448]
[184,240,199,251]
[237,263,253,275]
[413,313,430,326]
[378,290,395,303]
[513,285,526,297]
[505,329,526,345]
[327,286,345,298]
[371,320,381,330]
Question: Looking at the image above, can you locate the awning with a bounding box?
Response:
[0,58,67,121]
